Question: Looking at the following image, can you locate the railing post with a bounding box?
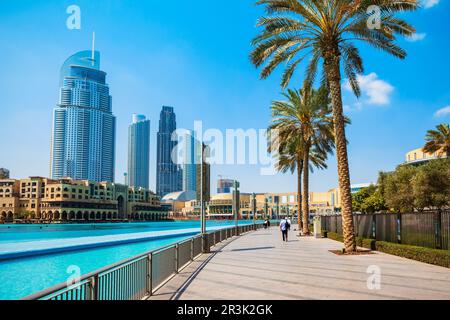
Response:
[88,275,98,300]
[175,244,179,273]
[147,253,153,296]
[202,233,210,253]
[190,238,194,260]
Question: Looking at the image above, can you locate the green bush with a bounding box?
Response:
[324,232,450,268]
[375,241,450,269]
[326,232,343,242]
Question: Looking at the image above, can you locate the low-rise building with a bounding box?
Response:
[405,148,447,165]
[0,176,167,223]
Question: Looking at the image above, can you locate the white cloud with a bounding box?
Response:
[435,106,450,118]
[422,0,439,8]
[406,32,427,42]
[344,73,394,106]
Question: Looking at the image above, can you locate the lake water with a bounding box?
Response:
[0,220,254,300]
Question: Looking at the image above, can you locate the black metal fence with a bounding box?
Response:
[321,210,450,250]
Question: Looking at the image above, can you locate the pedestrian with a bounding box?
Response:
[280,217,289,242]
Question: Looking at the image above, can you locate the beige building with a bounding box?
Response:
[0,177,167,223]
[406,147,447,165]
[175,189,342,220]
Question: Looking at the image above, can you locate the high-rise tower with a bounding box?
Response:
[50,50,116,182]
[179,129,201,193]
[156,106,182,196]
[128,114,150,189]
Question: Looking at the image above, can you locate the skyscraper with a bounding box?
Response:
[50,50,116,182]
[179,129,201,193]
[217,178,235,194]
[156,106,182,196]
[127,114,150,189]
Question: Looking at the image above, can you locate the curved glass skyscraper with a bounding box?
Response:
[50,50,116,182]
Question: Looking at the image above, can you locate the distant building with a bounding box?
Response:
[0,176,167,223]
[179,130,200,193]
[50,50,116,182]
[217,179,234,194]
[405,147,447,166]
[156,106,182,196]
[0,168,9,179]
[350,183,374,194]
[128,114,150,189]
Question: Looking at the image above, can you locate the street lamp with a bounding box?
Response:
[200,143,209,253]
[252,193,256,228]
[232,180,240,235]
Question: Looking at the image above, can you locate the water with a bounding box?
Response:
[0,220,253,300]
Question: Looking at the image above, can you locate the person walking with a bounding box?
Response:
[280,217,290,242]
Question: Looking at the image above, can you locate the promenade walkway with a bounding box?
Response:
[150,226,450,300]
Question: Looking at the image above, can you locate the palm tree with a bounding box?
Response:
[273,140,305,233]
[423,124,450,156]
[251,0,417,252]
[269,87,334,234]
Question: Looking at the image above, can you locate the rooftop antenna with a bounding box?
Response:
[91,31,96,66]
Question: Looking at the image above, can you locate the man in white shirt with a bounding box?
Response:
[280,218,290,242]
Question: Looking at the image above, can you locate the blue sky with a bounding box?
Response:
[0,0,449,194]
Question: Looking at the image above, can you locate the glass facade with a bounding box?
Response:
[127,114,150,189]
[50,50,116,182]
[179,129,200,193]
[156,106,182,196]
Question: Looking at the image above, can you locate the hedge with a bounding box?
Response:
[325,232,450,268]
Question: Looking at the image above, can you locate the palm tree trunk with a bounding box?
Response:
[302,144,310,235]
[297,156,303,235]
[325,53,356,252]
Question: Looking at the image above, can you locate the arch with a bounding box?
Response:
[54,211,60,220]
[76,211,82,220]
[117,195,125,218]
[48,211,53,221]
[62,211,68,221]
[69,211,75,220]
[102,212,107,221]
[83,212,89,221]
[7,211,14,220]
[106,212,112,220]
[90,212,95,220]
[96,212,101,220]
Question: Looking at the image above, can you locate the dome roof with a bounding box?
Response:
[162,190,197,202]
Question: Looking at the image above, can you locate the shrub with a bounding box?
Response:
[324,232,450,268]
[375,241,450,269]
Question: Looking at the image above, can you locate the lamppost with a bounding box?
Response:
[200,143,209,253]
[232,180,240,235]
[252,193,257,228]
[264,197,269,220]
